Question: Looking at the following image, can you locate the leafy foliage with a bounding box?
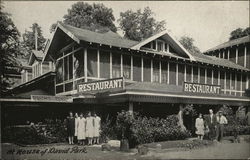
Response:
[179,36,201,54]
[2,119,67,145]
[229,27,250,40]
[115,111,191,148]
[22,23,46,51]
[118,7,166,41]
[0,3,24,96]
[50,2,117,33]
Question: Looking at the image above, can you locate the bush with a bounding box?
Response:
[115,111,191,148]
[100,115,117,143]
[2,119,67,145]
[2,126,51,145]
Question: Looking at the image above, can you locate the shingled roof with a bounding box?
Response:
[204,36,250,53]
[45,23,250,71]
[61,23,139,48]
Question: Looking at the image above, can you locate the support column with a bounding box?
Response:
[110,52,112,78]
[244,45,247,67]
[236,47,238,64]
[227,49,230,60]
[184,64,187,82]
[211,69,214,85]
[141,57,144,82]
[131,55,133,81]
[121,54,123,77]
[151,59,153,82]
[97,49,100,78]
[84,48,87,82]
[176,63,178,85]
[159,60,162,83]
[167,61,170,84]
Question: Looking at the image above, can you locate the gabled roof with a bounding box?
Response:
[28,50,44,65]
[205,36,250,53]
[189,52,249,71]
[131,30,196,61]
[61,23,139,48]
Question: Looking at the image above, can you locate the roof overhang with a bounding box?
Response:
[131,30,196,61]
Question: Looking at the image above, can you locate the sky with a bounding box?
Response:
[3,1,249,52]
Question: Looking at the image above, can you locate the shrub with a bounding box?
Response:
[115,111,191,148]
[100,115,117,143]
[2,119,67,145]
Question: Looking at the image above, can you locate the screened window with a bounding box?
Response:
[213,70,218,85]
[231,72,236,94]
[56,59,63,84]
[220,71,225,90]
[236,73,241,96]
[169,62,176,85]
[207,69,212,85]
[64,56,69,81]
[178,64,184,86]
[165,43,168,52]
[133,56,141,81]
[123,54,131,80]
[100,51,110,78]
[186,65,192,82]
[226,71,230,94]
[242,74,247,91]
[200,67,205,84]
[157,41,163,52]
[112,53,121,78]
[193,66,198,83]
[73,49,84,79]
[153,60,160,82]
[152,41,156,50]
[87,49,98,77]
[161,61,168,83]
[143,58,151,82]
[68,55,73,80]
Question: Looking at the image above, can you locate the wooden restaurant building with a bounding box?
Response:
[1,23,250,126]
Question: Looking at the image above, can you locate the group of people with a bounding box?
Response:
[195,109,228,141]
[66,111,101,145]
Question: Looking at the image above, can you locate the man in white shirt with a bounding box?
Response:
[216,111,228,141]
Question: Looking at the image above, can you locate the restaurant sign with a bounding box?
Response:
[184,82,221,94]
[77,77,124,94]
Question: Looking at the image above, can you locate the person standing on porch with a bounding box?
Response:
[206,109,217,140]
[195,113,205,140]
[216,111,228,141]
[66,111,75,145]
[77,113,86,145]
[93,112,101,144]
[86,111,94,145]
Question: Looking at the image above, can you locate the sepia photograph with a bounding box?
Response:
[0,1,249,159]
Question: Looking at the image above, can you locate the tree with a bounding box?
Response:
[229,27,250,40]
[22,23,46,51]
[179,36,201,54]
[118,7,166,41]
[50,2,117,33]
[0,3,22,96]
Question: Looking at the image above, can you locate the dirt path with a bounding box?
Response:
[146,142,250,159]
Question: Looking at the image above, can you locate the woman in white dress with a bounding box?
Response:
[86,112,94,145]
[74,113,79,143]
[77,113,86,145]
[195,113,205,140]
[93,112,101,144]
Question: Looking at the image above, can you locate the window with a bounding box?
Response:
[165,43,168,52]
[133,56,141,81]
[73,49,84,79]
[178,64,184,86]
[112,53,121,78]
[56,59,63,84]
[220,71,225,90]
[64,56,69,81]
[87,49,98,78]
[157,41,163,52]
[153,60,160,82]
[193,66,198,83]
[169,62,176,85]
[186,65,192,82]
[123,54,131,80]
[152,41,156,50]
[200,67,205,84]
[143,58,151,82]
[207,69,212,84]
[100,50,110,78]
[161,61,168,83]
[68,55,73,80]
[213,70,219,85]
